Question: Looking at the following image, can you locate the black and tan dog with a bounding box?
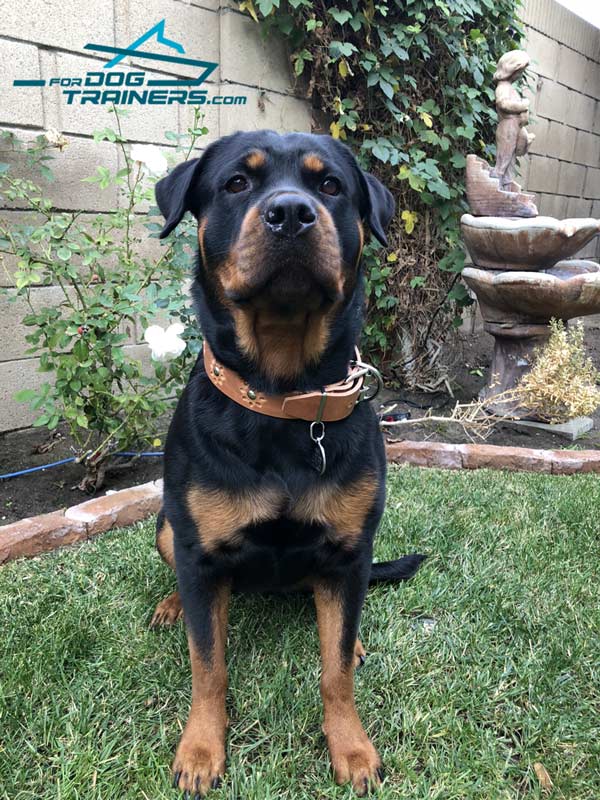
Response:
[151,130,424,797]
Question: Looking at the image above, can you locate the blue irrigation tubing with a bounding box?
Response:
[0,451,164,481]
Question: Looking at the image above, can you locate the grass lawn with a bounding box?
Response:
[1,465,599,800]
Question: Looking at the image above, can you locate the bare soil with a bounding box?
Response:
[1,326,599,524]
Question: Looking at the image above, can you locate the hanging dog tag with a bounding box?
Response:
[310,421,326,475]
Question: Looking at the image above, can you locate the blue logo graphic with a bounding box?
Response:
[13,20,245,107]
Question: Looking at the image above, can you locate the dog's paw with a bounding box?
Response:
[354,639,366,669]
[328,734,383,796]
[150,591,183,628]
[172,737,225,797]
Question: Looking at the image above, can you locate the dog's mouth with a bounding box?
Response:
[222,244,344,316]
[224,264,341,315]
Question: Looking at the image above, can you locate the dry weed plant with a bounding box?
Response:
[518,319,600,424]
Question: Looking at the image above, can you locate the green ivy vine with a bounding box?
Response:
[237,0,523,388]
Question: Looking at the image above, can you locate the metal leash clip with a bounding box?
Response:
[350,359,384,403]
[309,391,328,476]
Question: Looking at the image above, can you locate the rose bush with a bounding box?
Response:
[0,108,206,490]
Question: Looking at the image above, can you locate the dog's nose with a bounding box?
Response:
[263,193,317,238]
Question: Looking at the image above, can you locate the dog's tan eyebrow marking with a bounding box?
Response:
[303,152,325,172]
[244,149,267,170]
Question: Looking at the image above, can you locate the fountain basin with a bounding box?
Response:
[463,260,600,325]
[461,214,600,270]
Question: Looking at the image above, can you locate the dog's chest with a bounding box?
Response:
[186,472,377,555]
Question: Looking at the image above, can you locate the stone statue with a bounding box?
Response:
[490,50,535,190]
[465,49,538,218]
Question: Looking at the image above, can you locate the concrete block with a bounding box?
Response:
[523,0,599,62]
[527,117,549,156]
[528,154,560,194]
[114,0,219,81]
[583,166,600,199]
[577,239,600,259]
[518,155,531,189]
[545,120,575,162]
[568,90,596,132]
[0,129,120,212]
[574,130,600,168]
[218,83,312,136]
[557,45,589,91]
[505,416,594,442]
[0,40,45,128]
[557,161,586,196]
[526,27,559,80]
[566,195,592,218]
[537,192,568,219]
[584,59,600,100]
[594,101,600,136]
[1,0,114,54]
[536,78,570,123]
[522,73,541,117]
[220,9,294,95]
[0,357,48,432]
[188,0,219,9]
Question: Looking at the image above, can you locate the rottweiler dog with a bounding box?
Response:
[151,129,424,797]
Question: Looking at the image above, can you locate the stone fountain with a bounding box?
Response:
[460,49,600,424]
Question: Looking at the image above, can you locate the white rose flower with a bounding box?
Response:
[144,322,186,362]
[130,144,168,176]
[45,128,69,151]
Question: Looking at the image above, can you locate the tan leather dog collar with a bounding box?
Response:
[203,340,378,422]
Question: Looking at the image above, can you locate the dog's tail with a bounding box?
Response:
[369,553,426,584]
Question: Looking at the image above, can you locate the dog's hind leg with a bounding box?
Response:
[150,509,183,628]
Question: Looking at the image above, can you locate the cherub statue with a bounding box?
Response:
[490,50,535,190]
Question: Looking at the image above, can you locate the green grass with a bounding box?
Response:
[1,465,599,800]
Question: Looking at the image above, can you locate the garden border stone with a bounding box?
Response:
[2,444,600,564]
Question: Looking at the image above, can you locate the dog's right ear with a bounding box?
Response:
[155,158,205,239]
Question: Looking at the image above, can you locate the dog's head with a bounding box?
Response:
[155,130,394,382]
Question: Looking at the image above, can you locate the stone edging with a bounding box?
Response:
[2,442,600,564]
[0,480,162,565]
[385,441,600,474]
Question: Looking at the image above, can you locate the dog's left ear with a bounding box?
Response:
[155,157,205,239]
[357,170,395,247]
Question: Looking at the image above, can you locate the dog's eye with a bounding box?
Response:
[319,177,341,196]
[225,175,249,194]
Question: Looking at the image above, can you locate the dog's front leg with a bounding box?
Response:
[172,557,231,797]
[314,570,383,796]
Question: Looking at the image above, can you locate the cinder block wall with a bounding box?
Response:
[523,0,600,254]
[0,0,311,432]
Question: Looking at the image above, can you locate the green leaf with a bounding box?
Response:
[328,7,353,24]
[14,388,38,402]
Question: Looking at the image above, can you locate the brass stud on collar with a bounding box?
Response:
[213,366,221,377]
[247,389,257,400]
